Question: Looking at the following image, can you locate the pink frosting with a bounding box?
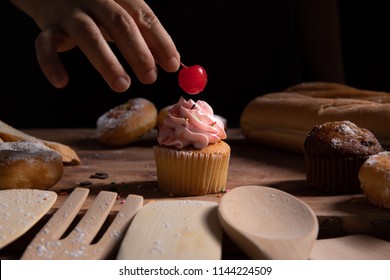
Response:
[157,97,226,149]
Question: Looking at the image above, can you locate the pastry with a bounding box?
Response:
[0,119,80,165]
[240,82,390,153]
[358,151,390,209]
[0,141,63,190]
[304,120,383,193]
[96,98,158,147]
[154,97,230,195]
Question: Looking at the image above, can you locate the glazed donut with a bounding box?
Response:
[0,141,63,190]
[358,151,390,209]
[96,98,158,147]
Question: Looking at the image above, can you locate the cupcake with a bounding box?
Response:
[154,97,230,196]
[304,120,383,193]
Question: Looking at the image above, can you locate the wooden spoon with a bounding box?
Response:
[310,235,390,260]
[218,185,319,259]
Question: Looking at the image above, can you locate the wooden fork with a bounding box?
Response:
[21,187,143,260]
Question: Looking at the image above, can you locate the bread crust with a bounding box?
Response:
[240,82,390,153]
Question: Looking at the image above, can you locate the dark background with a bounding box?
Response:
[1,0,390,128]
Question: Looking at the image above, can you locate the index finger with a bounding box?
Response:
[115,0,180,72]
[89,0,159,84]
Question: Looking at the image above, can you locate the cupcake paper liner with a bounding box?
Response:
[153,143,230,196]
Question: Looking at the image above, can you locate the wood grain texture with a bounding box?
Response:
[0,190,57,249]
[21,188,143,260]
[218,186,318,260]
[27,129,390,238]
[310,235,390,259]
[117,200,222,260]
[1,128,389,259]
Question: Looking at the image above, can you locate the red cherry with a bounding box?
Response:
[178,63,208,94]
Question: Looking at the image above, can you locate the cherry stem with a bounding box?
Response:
[180,62,188,68]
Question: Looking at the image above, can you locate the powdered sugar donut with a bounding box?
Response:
[96,98,158,147]
[358,151,390,209]
[0,141,63,189]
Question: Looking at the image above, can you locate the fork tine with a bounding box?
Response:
[34,188,89,241]
[21,189,144,260]
[64,191,117,245]
[88,194,144,259]
[21,188,89,259]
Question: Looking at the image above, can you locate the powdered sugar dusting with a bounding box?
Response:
[119,200,220,259]
[331,138,342,147]
[365,156,379,166]
[96,98,147,136]
[0,141,61,166]
[0,189,57,249]
[339,122,357,135]
[361,151,390,208]
[364,151,390,167]
[97,110,133,133]
[363,151,390,183]
[328,121,358,148]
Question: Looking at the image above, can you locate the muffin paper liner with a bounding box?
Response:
[305,155,368,193]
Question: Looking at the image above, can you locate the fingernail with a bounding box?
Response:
[167,56,180,72]
[113,76,130,92]
[143,68,158,84]
[51,74,67,88]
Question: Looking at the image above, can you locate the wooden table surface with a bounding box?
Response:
[1,128,389,259]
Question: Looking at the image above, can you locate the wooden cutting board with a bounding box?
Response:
[0,189,57,249]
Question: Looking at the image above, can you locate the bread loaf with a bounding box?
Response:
[0,120,80,165]
[240,82,390,153]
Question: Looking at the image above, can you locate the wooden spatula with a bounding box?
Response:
[310,234,390,260]
[116,200,222,260]
[0,189,57,249]
[21,188,143,259]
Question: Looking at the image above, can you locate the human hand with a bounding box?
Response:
[11,0,180,92]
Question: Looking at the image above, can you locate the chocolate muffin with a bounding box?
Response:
[304,120,383,193]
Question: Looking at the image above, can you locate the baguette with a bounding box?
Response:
[240,82,390,154]
[0,120,80,165]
